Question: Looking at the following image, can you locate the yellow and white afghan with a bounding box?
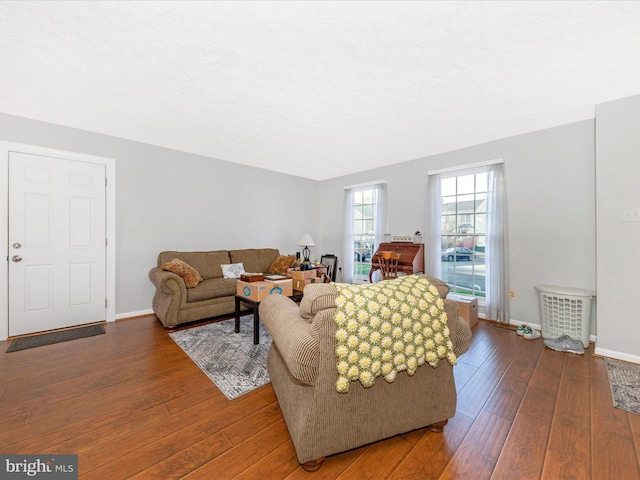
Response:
[333,275,457,393]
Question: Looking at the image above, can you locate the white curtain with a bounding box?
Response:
[424,173,442,278]
[342,190,355,284]
[373,183,387,255]
[342,183,387,284]
[485,163,509,322]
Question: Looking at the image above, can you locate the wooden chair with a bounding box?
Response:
[375,251,400,280]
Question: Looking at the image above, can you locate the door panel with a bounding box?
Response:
[69,263,93,305]
[25,193,52,248]
[9,152,106,336]
[25,265,53,312]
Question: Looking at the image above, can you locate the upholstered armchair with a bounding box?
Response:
[259,274,472,471]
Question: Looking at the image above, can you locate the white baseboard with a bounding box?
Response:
[115,308,154,321]
[594,347,640,365]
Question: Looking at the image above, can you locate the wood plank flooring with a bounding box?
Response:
[1,315,639,479]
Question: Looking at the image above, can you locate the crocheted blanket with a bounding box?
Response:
[333,275,457,393]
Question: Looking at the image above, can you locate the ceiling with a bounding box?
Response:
[1,1,640,181]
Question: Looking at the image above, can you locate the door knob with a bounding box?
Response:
[11,255,22,262]
[12,242,21,249]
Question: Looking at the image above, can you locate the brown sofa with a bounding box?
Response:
[149,248,281,328]
[259,274,472,470]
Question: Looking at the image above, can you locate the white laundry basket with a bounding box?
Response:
[535,285,596,348]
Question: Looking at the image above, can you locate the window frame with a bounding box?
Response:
[427,159,508,321]
[343,181,387,284]
[352,187,377,283]
[439,171,488,299]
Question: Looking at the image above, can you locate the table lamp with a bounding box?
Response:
[297,233,316,270]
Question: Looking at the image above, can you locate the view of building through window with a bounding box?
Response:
[352,188,375,282]
[440,172,487,297]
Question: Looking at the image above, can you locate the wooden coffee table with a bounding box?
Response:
[235,292,303,344]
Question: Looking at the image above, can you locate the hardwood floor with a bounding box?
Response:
[1,315,639,479]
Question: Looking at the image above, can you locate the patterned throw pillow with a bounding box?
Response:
[268,255,296,275]
[161,258,203,288]
[221,263,245,279]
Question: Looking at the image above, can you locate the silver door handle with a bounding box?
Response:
[11,255,22,262]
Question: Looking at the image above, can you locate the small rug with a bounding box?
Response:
[605,357,640,415]
[6,324,106,352]
[169,316,271,400]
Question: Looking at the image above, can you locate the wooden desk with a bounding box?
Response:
[369,242,424,282]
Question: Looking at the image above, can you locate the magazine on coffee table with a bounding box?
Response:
[264,274,288,282]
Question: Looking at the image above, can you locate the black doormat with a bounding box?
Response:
[6,324,106,353]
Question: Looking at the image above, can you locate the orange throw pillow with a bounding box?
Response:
[161,258,203,288]
[268,255,296,275]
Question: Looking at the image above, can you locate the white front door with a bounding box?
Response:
[8,152,107,336]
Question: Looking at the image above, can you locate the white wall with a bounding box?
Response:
[0,113,318,318]
[595,94,640,362]
[317,120,597,333]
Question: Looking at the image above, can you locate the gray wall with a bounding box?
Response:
[317,120,597,334]
[595,94,640,362]
[0,113,600,343]
[0,113,318,316]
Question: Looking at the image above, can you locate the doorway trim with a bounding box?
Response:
[0,141,116,341]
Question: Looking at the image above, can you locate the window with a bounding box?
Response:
[343,183,387,284]
[426,161,509,322]
[440,172,487,297]
[352,189,375,282]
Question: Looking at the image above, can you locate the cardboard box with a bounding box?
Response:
[237,279,293,301]
[287,268,318,280]
[264,278,293,294]
[448,294,478,328]
[291,277,321,292]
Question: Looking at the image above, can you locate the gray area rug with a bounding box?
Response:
[605,357,640,415]
[169,316,271,400]
[6,324,106,352]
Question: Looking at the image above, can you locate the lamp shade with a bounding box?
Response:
[297,234,316,247]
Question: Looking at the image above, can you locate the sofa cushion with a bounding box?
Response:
[186,277,237,303]
[161,258,203,288]
[268,255,296,275]
[157,250,230,279]
[300,284,340,320]
[229,248,280,273]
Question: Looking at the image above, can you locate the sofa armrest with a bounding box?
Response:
[443,299,472,357]
[149,267,188,303]
[260,295,320,385]
[452,317,472,357]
